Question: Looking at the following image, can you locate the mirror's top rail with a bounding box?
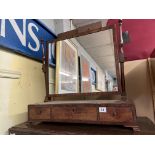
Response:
[47,22,116,43]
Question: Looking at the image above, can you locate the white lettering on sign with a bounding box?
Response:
[0,19,5,37]
[9,19,26,46]
[99,107,107,113]
[0,19,40,52]
[28,23,40,51]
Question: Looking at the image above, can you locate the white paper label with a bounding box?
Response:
[99,107,107,113]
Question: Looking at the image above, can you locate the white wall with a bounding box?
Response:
[39,19,67,35]
[39,19,56,34]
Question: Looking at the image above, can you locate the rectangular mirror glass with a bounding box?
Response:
[48,28,119,94]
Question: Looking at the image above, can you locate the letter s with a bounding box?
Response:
[28,23,40,52]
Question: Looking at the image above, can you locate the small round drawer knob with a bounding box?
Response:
[112,111,117,117]
[36,109,42,115]
[72,108,76,112]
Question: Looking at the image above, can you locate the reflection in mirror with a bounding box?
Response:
[76,29,118,93]
[50,28,118,94]
[55,40,79,94]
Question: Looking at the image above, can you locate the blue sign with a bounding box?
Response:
[0,19,56,66]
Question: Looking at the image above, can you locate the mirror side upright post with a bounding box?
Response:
[40,40,46,73]
[119,19,127,98]
[40,40,49,101]
[112,24,122,94]
[44,41,50,102]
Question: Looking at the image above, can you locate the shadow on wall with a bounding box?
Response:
[125,59,155,123]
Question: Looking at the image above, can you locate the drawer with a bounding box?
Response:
[51,105,97,121]
[99,107,133,123]
[29,106,51,120]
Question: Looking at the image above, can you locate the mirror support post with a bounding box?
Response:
[40,40,46,73]
[119,19,127,97]
[41,40,49,101]
[44,41,50,102]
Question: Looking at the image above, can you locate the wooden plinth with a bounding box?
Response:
[9,117,155,135]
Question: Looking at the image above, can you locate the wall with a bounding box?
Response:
[107,19,155,61]
[39,19,56,35]
[0,48,47,134]
[124,59,155,122]
[0,19,55,134]
[122,20,155,61]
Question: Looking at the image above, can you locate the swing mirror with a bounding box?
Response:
[46,23,122,99]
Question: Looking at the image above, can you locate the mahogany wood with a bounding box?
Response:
[52,105,97,121]
[9,117,154,135]
[99,107,133,122]
[119,19,126,96]
[28,100,138,131]
[29,106,51,120]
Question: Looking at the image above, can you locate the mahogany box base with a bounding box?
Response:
[28,100,140,132]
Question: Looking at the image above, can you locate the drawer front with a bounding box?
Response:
[29,106,51,120]
[51,105,97,121]
[99,107,133,123]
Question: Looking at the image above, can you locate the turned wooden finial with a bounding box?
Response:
[118,19,123,25]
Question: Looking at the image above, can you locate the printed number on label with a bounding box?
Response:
[99,107,107,113]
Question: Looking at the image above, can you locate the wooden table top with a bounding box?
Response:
[9,117,155,135]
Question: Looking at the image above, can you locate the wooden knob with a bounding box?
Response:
[72,108,76,112]
[112,111,117,117]
[36,109,42,115]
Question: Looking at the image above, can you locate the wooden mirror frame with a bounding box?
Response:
[42,21,125,102]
